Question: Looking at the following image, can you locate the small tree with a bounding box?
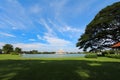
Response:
[2,44,13,54]
[15,47,22,54]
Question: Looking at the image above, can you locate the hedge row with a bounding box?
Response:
[105,54,120,59]
[85,53,97,58]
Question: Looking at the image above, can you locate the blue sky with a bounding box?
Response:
[0,0,120,52]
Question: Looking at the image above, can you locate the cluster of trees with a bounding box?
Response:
[0,44,22,54]
[76,2,120,52]
[0,44,56,54]
[23,51,56,54]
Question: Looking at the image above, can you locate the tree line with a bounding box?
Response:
[0,44,22,54]
[0,44,56,54]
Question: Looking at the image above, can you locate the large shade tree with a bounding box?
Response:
[2,44,13,54]
[76,2,120,51]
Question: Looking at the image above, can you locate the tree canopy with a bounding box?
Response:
[2,44,13,54]
[15,47,22,54]
[76,2,120,51]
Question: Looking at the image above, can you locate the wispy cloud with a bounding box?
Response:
[37,34,43,40]
[0,0,35,31]
[0,32,16,37]
[60,25,83,33]
[12,26,18,30]
[0,42,5,49]
[29,39,36,41]
[39,19,53,33]
[48,18,81,32]
[49,0,68,18]
[15,42,78,52]
[48,19,84,39]
[39,19,57,38]
[29,4,42,14]
[49,0,97,20]
[0,39,79,52]
[44,34,70,46]
[13,43,44,51]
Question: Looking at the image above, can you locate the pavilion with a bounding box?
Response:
[56,49,66,54]
[111,42,120,50]
[111,42,120,54]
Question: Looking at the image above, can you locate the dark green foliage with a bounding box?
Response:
[0,49,2,54]
[2,44,13,54]
[102,51,109,56]
[15,47,22,54]
[102,50,115,56]
[30,50,38,54]
[23,51,56,54]
[106,54,120,59]
[42,52,56,54]
[108,50,115,54]
[77,2,120,51]
[85,53,97,58]
[10,52,19,55]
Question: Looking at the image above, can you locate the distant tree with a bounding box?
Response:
[22,51,29,54]
[30,50,38,54]
[2,44,13,54]
[76,2,120,51]
[15,47,22,54]
[0,49,2,54]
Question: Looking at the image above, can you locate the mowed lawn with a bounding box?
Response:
[0,54,120,80]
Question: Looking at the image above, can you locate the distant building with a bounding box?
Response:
[111,42,120,50]
[111,42,120,54]
[56,49,66,54]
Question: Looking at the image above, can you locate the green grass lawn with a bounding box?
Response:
[0,54,120,80]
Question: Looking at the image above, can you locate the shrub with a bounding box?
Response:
[101,50,115,56]
[85,53,97,58]
[10,52,19,55]
[102,51,109,56]
[108,50,115,54]
[106,54,120,59]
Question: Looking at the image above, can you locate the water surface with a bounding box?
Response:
[22,54,85,58]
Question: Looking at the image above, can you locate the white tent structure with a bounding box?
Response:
[56,49,66,54]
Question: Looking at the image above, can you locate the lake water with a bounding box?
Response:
[22,54,85,58]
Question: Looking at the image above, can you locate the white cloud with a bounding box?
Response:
[37,34,43,40]
[21,33,25,36]
[0,42,5,49]
[0,41,80,52]
[13,43,44,51]
[49,0,68,18]
[61,25,82,32]
[39,19,53,33]
[29,39,36,41]
[39,19,57,38]
[0,0,35,31]
[48,19,84,36]
[44,34,70,46]
[12,26,18,30]
[0,32,16,37]
[29,4,42,14]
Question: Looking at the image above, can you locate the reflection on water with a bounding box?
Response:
[22,54,85,58]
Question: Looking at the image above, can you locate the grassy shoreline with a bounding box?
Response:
[0,54,120,80]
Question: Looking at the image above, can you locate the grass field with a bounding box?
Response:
[0,54,120,80]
